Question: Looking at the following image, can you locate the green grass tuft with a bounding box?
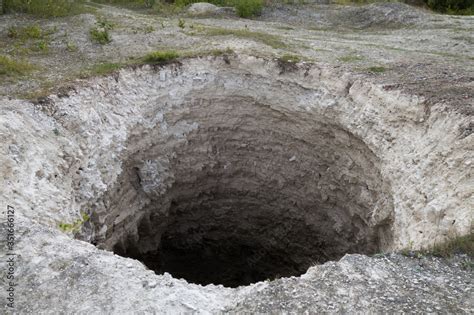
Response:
[8,24,43,40]
[279,53,301,63]
[90,62,123,75]
[2,0,90,17]
[144,50,180,64]
[367,66,386,73]
[58,212,90,233]
[429,233,474,258]
[0,55,35,76]
[90,28,111,45]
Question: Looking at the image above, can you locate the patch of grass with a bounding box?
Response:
[143,50,180,64]
[338,54,364,62]
[90,28,111,45]
[367,66,387,73]
[7,24,56,55]
[96,17,116,31]
[278,53,301,63]
[235,0,263,18]
[428,233,474,258]
[144,25,154,34]
[90,62,123,76]
[35,40,48,52]
[90,18,114,45]
[178,18,186,29]
[202,27,287,49]
[401,233,474,259]
[2,0,90,17]
[0,55,35,76]
[8,24,43,40]
[58,212,90,233]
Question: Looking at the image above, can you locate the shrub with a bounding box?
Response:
[424,0,474,14]
[2,0,88,17]
[234,0,263,18]
[89,18,114,44]
[144,50,180,64]
[90,27,111,44]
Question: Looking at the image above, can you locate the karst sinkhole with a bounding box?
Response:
[82,81,394,288]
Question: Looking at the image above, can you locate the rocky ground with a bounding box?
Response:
[0,2,472,112]
[0,1,473,314]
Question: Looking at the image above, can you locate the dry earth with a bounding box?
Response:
[0,2,473,314]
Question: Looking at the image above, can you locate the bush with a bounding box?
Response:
[144,50,180,63]
[424,0,474,14]
[235,0,263,17]
[90,28,111,45]
[2,0,87,17]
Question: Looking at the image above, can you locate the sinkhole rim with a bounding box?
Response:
[71,59,395,287]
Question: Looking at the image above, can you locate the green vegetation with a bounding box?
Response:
[202,27,287,49]
[144,50,180,64]
[93,0,265,17]
[234,0,263,18]
[8,24,43,40]
[89,19,114,45]
[90,27,111,44]
[425,0,474,14]
[2,0,89,17]
[401,233,473,259]
[331,0,473,15]
[144,25,155,33]
[178,18,186,29]
[279,53,301,63]
[35,40,48,52]
[0,55,35,76]
[89,62,123,76]
[58,212,90,233]
[7,24,56,55]
[428,233,474,258]
[367,66,386,73]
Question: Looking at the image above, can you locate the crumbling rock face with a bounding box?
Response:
[0,55,472,311]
